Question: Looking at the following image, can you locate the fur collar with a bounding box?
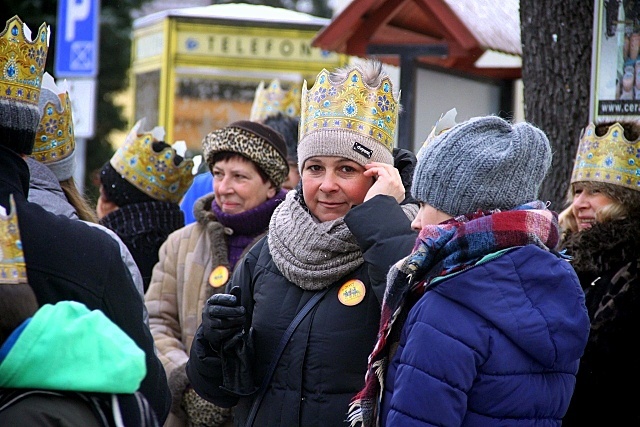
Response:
[194,193,217,225]
[193,193,229,269]
[561,216,640,275]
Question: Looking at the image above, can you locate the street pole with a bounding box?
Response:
[74,137,86,193]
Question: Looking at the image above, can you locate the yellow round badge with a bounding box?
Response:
[208,265,229,288]
[338,279,366,306]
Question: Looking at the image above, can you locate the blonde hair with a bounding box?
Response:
[558,205,578,235]
[560,181,632,235]
[60,178,99,223]
[561,119,640,237]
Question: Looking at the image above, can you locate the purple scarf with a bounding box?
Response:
[211,188,287,269]
[348,201,560,426]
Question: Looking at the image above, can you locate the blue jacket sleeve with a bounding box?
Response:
[385,289,483,426]
[385,312,474,426]
[180,173,213,225]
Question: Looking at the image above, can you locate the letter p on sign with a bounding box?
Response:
[55,0,100,78]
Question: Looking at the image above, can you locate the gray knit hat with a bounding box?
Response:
[411,115,552,216]
[29,73,76,181]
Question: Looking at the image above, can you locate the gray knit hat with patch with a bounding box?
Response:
[411,115,552,216]
[296,60,399,170]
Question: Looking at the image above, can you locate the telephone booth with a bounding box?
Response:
[131,3,347,150]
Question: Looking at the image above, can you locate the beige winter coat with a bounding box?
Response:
[145,194,233,427]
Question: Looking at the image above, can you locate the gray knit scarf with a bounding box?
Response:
[268,189,363,290]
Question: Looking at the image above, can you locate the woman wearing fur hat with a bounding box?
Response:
[186,59,418,426]
[349,115,590,426]
[558,120,640,426]
[180,80,302,226]
[145,120,291,427]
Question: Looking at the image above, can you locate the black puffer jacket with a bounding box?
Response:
[561,216,640,426]
[188,196,417,427]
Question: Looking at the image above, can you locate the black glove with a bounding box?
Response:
[202,286,245,352]
[392,147,418,205]
[220,327,258,396]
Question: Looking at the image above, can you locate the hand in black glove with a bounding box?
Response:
[392,147,418,205]
[202,286,245,352]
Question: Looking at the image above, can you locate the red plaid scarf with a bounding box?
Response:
[347,201,560,426]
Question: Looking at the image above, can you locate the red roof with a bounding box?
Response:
[313,0,521,80]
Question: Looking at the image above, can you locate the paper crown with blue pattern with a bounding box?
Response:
[0,15,49,107]
[110,119,199,203]
[250,79,301,122]
[571,122,640,192]
[297,61,400,168]
[0,15,50,155]
[30,72,76,181]
[0,195,27,285]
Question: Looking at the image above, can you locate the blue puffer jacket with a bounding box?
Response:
[381,245,590,426]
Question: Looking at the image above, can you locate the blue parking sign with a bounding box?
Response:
[54,0,100,77]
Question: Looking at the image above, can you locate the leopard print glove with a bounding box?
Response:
[181,387,232,427]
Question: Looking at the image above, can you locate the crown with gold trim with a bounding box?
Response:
[571,122,640,192]
[0,15,50,107]
[0,195,27,285]
[110,119,198,203]
[299,65,400,153]
[30,73,75,173]
[250,79,301,122]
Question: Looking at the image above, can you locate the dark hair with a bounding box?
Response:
[262,113,299,163]
[99,163,155,206]
[152,141,185,166]
[0,284,39,344]
[208,151,270,184]
[100,141,183,207]
[594,120,640,140]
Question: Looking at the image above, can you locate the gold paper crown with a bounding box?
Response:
[0,195,27,285]
[571,122,640,191]
[31,73,75,164]
[0,15,49,107]
[250,79,301,122]
[299,66,400,152]
[110,120,196,203]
